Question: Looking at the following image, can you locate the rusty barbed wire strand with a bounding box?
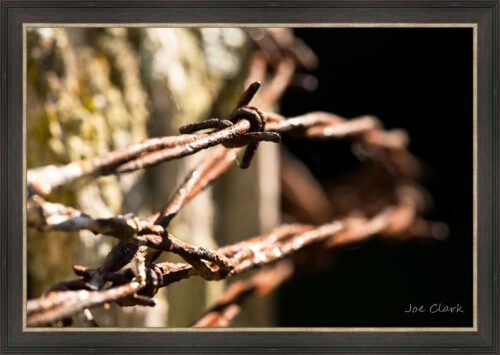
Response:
[192,260,295,327]
[28,181,434,283]
[280,149,334,225]
[26,130,230,196]
[27,194,233,272]
[27,184,444,327]
[114,119,252,173]
[40,107,403,185]
[27,282,145,327]
[246,28,318,72]
[150,145,243,227]
[186,182,446,326]
[28,109,407,196]
[190,184,449,328]
[264,28,319,71]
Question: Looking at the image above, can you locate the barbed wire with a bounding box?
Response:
[26,28,445,328]
[26,81,443,327]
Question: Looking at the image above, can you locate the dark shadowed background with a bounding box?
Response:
[278,28,473,327]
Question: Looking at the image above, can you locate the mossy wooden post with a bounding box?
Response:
[26,27,162,327]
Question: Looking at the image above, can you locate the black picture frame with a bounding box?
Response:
[1,1,498,353]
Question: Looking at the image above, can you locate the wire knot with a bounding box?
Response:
[178,82,280,169]
[221,105,266,148]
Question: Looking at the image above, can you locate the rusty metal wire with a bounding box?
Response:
[26,95,411,197]
[27,175,443,327]
[192,260,295,327]
[27,181,442,327]
[26,28,446,328]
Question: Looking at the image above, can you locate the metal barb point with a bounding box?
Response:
[236,81,262,108]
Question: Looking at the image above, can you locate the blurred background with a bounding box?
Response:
[26,27,472,327]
